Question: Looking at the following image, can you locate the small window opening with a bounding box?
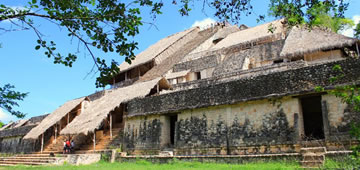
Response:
[196,72,201,80]
[273,59,284,64]
[212,38,224,45]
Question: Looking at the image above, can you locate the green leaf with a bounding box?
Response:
[35,45,40,50]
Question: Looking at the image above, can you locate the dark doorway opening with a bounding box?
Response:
[169,115,178,145]
[300,96,325,140]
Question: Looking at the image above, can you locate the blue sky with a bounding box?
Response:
[0,0,359,123]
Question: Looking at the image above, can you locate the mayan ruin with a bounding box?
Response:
[1,18,360,167]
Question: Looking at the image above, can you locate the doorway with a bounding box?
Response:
[169,115,178,146]
[300,96,325,140]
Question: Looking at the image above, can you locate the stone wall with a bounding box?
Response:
[127,59,360,117]
[173,55,219,73]
[123,115,163,154]
[322,94,360,140]
[123,58,360,155]
[0,136,40,153]
[174,97,300,155]
[0,125,53,153]
[123,97,301,155]
[212,40,284,77]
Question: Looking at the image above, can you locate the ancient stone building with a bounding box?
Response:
[0,115,47,153]
[6,19,360,155]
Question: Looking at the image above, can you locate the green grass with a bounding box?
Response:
[5,160,301,170]
[323,158,360,169]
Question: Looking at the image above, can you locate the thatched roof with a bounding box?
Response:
[165,70,190,79]
[60,78,168,135]
[185,25,239,58]
[212,19,286,50]
[13,119,29,128]
[118,27,198,73]
[23,97,86,139]
[0,122,14,131]
[280,26,359,58]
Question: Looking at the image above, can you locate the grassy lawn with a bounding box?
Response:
[4,160,301,170]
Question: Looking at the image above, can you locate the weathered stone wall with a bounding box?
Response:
[212,40,284,77]
[173,55,219,73]
[123,115,163,154]
[174,97,300,155]
[322,94,360,140]
[0,136,40,153]
[128,59,360,117]
[0,125,53,153]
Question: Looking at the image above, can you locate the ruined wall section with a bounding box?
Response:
[128,59,360,117]
[0,125,45,153]
[175,97,300,155]
[173,55,219,73]
[123,115,163,155]
[322,94,360,140]
[212,40,284,77]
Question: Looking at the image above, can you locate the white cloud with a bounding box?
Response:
[191,18,216,30]
[340,15,360,37]
[0,108,17,124]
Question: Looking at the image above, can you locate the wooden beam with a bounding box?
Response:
[54,124,57,143]
[67,112,70,124]
[138,67,141,77]
[93,131,96,152]
[41,133,44,153]
[110,113,113,140]
[356,43,360,57]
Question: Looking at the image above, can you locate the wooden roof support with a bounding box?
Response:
[93,131,96,152]
[41,133,44,153]
[54,123,57,143]
[110,113,113,140]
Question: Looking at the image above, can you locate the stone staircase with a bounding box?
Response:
[42,135,68,153]
[0,153,66,166]
[77,127,123,152]
[300,147,326,168]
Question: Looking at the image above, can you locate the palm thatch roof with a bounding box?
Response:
[0,122,14,131]
[118,27,198,73]
[212,19,286,50]
[60,78,168,135]
[186,25,240,56]
[280,26,359,58]
[23,97,86,139]
[165,70,190,79]
[13,119,29,128]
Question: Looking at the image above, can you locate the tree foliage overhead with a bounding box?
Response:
[0,84,28,118]
[0,0,354,87]
[0,0,357,118]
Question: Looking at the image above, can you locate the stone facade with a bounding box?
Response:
[123,58,360,155]
[0,115,48,153]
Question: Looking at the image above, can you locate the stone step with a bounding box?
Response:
[0,160,49,166]
[302,154,325,161]
[0,158,55,163]
[301,140,325,147]
[300,160,324,168]
[0,163,15,166]
[300,147,326,153]
[16,153,66,157]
